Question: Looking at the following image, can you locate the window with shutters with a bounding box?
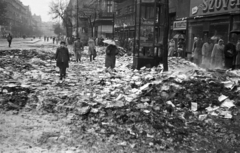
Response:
[107,0,113,13]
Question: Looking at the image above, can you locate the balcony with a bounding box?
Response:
[97,12,113,19]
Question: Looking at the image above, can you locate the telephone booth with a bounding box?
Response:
[133,0,168,69]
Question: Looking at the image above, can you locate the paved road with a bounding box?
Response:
[0,38,59,50]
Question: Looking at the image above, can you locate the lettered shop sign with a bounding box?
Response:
[190,0,240,16]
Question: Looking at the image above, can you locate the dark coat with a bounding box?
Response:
[105,44,118,69]
[224,42,236,69]
[55,47,70,68]
[7,35,12,41]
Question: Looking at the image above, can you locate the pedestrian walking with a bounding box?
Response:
[95,37,99,46]
[168,39,175,57]
[105,40,118,69]
[224,38,237,69]
[7,33,13,48]
[73,38,84,62]
[211,39,225,69]
[235,39,240,69]
[53,37,56,44]
[88,39,96,62]
[201,38,214,68]
[56,37,59,45]
[55,41,70,80]
[128,39,134,56]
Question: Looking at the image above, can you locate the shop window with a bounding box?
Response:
[233,15,240,31]
[188,19,229,53]
[188,23,203,53]
[209,22,229,43]
[141,5,155,21]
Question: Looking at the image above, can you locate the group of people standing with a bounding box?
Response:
[192,36,240,70]
[168,38,185,58]
[55,38,118,80]
[73,38,97,63]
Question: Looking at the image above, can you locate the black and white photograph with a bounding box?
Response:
[0,0,240,152]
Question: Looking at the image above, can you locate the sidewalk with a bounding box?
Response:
[0,39,41,47]
[23,39,41,44]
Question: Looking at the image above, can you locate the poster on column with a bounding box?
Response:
[190,0,240,17]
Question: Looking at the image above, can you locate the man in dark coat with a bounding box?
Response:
[55,41,70,80]
[7,33,13,48]
[105,41,118,69]
[224,39,237,69]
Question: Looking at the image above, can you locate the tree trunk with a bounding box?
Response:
[163,0,169,71]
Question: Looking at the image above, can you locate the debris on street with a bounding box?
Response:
[1,48,240,152]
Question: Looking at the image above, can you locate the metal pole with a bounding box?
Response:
[112,13,115,39]
[163,0,169,71]
[76,0,79,38]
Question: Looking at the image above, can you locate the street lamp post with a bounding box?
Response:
[76,0,79,38]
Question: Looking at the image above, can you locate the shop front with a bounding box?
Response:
[172,20,188,57]
[188,0,240,52]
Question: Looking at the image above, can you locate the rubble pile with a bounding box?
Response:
[0,84,33,110]
[0,56,33,71]
[0,49,55,60]
[1,47,240,152]
[72,69,240,152]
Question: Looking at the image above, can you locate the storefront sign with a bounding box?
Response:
[141,0,155,3]
[190,0,240,16]
[173,20,187,30]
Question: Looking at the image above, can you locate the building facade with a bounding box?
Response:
[114,0,135,45]
[0,0,43,37]
[188,0,240,54]
[67,0,115,41]
[67,0,90,42]
[91,0,115,39]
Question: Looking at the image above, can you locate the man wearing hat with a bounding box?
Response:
[55,41,70,80]
[73,38,83,62]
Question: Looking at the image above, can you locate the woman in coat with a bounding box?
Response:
[211,39,225,69]
[88,39,96,62]
[235,39,240,69]
[168,39,175,57]
[193,38,203,66]
[201,38,214,68]
[55,41,70,80]
[105,41,118,69]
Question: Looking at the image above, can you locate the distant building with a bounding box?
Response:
[32,14,42,28]
[41,22,55,37]
[67,0,115,40]
[0,0,43,37]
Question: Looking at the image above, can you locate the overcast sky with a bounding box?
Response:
[21,0,53,22]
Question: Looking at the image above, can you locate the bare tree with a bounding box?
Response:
[82,0,111,38]
[49,0,102,38]
[49,0,72,35]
